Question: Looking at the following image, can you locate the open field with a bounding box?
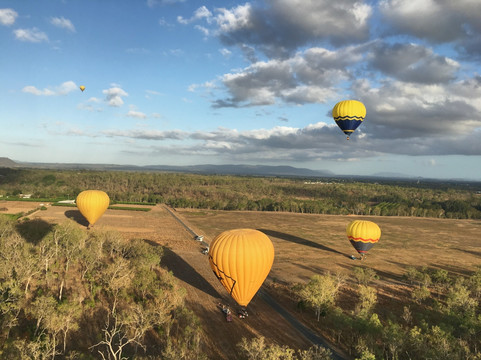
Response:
[2,200,480,359]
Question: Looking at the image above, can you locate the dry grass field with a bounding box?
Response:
[2,200,480,359]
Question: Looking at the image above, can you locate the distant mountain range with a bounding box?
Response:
[2,157,479,183]
[1,157,334,177]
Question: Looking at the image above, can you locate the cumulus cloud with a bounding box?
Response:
[353,76,481,139]
[50,16,75,32]
[90,119,481,164]
[210,0,372,58]
[22,81,77,96]
[211,47,358,107]
[366,41,460,84]
[102,87,128,107]
[379,0,481,43]
[0,8,17,26]
[14,28,49,42]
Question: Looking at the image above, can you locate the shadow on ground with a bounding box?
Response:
[161,247,221,299]
[16,219,54,244]
[65,210,89,227]
[259,229,347,257]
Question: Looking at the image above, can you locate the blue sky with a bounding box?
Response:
[1,0,480,180]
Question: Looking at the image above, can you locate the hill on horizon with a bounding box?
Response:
[8,158,335,178]
[0,157,19,168]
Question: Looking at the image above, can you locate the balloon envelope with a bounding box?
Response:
[79,85,85,92]
[208,229,274,307]
[76,190,109,227]
[332,100,366,139]
[346,220,381,254]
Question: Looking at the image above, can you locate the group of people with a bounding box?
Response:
[218,303,248,322]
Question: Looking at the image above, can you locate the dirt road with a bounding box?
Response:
[163,205,348,359]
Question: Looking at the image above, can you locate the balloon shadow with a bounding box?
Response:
[452,247,481,257]
[258,229,346,256]
[16,219,54,245]
[161,247,221,299]
[65,209,89,227]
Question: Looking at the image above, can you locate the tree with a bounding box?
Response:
[297,345,333,360]
[355,286,377,318]
[90,310,146,360]
[352,267,378,286]
[237,337,296,360]
[296,273,344,321]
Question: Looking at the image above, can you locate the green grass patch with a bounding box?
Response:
[108,206,152,212]
[1,213,23,220]
[111,201,156,206]
[52,202,77,207]
[4,197,62,202]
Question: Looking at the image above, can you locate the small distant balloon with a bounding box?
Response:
[79,85,85,92]
[332,100,366,140]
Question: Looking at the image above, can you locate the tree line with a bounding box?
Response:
[0,216,206,359]
[1,168,480,219]
[279,266,481,360]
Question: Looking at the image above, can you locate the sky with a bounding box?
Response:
[1,0,480,180]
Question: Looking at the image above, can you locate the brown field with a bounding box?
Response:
[2,201,481,359]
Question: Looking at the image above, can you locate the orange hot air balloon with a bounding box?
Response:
[76,190,109,228]
[208,229,274,307]
[79,85,85,92]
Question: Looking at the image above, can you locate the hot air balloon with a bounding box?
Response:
[79,85,85,92]
[76,190,109,228]
[332,100,366,140]
[346,220,381,260]
[208,229,274,307]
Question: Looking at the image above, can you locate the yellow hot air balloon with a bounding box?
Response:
[332,100,366,140]
[76,190,109,228]
[208,229,274,307]
[79,85,85,92]
[346,220,381,260]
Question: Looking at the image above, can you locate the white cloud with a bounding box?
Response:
[219,48,232,57]
[0,8,18,26]
[126,110,148,119]
[178,6,212,24]
[22,81,77,96]
[22,86,55,96]
[195,25,209,36]
[102,87,128,107]
[14,28,49,42]
[50,16,75,32]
